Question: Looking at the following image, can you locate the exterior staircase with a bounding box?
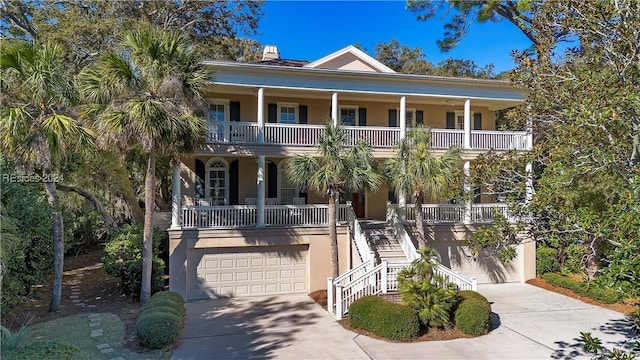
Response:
[360,220,407,263]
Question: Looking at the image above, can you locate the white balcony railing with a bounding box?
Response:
[402,203,510,224]
[208,122,531,151]
[181,204,349,228]
[472,130,530,151]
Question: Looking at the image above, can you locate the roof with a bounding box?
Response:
[251,58,309,67]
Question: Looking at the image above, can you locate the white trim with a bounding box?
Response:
[339,105,359,126]
[454,110,465,130]
[205,157,229,205]
[303,45,396,74]
[276,102,299,124]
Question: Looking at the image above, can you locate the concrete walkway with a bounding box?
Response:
[172,284,635,360]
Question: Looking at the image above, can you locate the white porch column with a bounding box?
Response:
[463,99,471,149]
[398,96,407,209]
[464,161,472,224]
[399,96,407,140]
[525,162,534,204]
[526,111,533,150]
[257,87,265,143]
[331,92,339,126]
[257,156,266,227]
[170,162,181,229]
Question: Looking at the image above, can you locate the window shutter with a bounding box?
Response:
[416,110,424,125]
[267,161,278,199]
[229,160,239,205]
[446,111,455,129]
[474,186,481,204]
[268,104,277,123]
[474,112,482,130]
[299,105,308,124]
[230,101,240,122]
[388,191,398,204]
[358,108,367,126]
[388,109,398,127]
[195,159,205,199]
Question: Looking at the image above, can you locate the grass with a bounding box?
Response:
[7,313,171,360]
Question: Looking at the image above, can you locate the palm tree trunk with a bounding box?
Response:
[414,192,426,248]
[328,193,339,278]
[44,178,64,312]
[140,144,156,304]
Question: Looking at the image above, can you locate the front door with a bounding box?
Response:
[352,192,366,218]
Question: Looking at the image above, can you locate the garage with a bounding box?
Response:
[188,245,308,300]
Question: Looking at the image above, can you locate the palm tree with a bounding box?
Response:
[285,122,383,278]
[79,28,208,304]
[386,125,463,248]
[0,41,92,312]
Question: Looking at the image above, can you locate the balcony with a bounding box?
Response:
[181,204,350,229]
[403,203,513,225]
[207,122,531,151]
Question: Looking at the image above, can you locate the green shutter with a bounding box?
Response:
[416,110,424,125]
[358,108,367,126]
[446,112,455,129]
[299,105,308,124]
[388,109,397,127]
[230,101,240,122]
[268,104,277,123]
[474,112,482,130]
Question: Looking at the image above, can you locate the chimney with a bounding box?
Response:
[262,45,280,61]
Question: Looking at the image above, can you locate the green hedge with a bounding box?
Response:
[349,296,420,341]
[454,291,491,336]
[537,247,560,275]
[135,291,185,349]
[102,224,166,299]
[542,273,621,304]
[6,341,78,360]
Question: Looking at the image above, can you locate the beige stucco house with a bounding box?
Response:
[167,45,536,313]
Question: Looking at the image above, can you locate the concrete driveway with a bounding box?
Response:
[172,284,636,360]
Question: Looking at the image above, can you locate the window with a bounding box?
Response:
[340,106,358,126]
[205,158,228,205]
[278,103,298,124]
[396,108,416,125]
[278,162,298,205]
[209,100,229,141]
[454,111,465,130]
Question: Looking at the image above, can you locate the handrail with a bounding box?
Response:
[345,201,374,264]
[435,264,477,291]
[386,202,419,262]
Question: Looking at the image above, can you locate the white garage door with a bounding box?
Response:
[188,245,308,300]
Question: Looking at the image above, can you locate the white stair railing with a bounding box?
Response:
[386,202,419,262]
[345,201,374,264]
[434,264,477,291]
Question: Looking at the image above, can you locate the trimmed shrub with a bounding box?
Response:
[349,296,420,341]
[8,340,78,360]
[454,295,492,336]
[102,224,166,299]
[457,290,488,303]
[136,312,182,349]
[139,305,182,319]
[136,291,185,349]
[542,273,621,304]
[537,246,560,275]
[149,291,185,307]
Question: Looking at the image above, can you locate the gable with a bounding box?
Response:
[304,45,395,73]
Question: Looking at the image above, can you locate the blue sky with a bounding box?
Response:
[252,1,534,73]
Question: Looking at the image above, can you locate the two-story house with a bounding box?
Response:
[167,45,536,304]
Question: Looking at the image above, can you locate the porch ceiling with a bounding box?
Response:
[209,83,521,111]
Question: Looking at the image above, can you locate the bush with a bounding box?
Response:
[139,305,183,319]
[537,246,560,275]
[148,291,185,307]
[398,247,458,330]
[457,290,488,303]
[102,224,166,298]
[7,341,78,360]
[349,296,420,341]
[136,312,183,349]
[542,273,621,304]
[1,158,55,313]
[454,294,492,336]
[136,291,185,349]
